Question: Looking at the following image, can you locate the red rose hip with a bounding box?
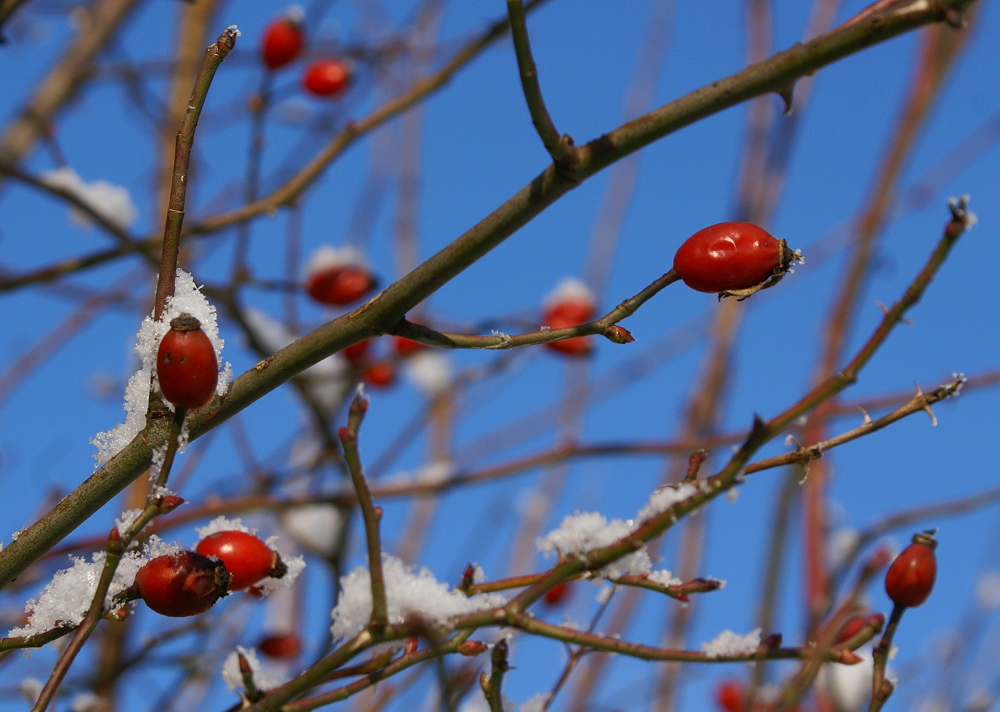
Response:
[885,530,937,607]
[196,530,284,591]
[714,679,746,712]
[302,58,350,97]
[156,314,218,409]
[362,361,395,389]
[542,279,596,357]
[543,582,571,606]
[673,222,799,298]
[260,632,302,659]
[261,14,304,70]
[135,551,230,617]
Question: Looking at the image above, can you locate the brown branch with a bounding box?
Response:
[506,0,576,167]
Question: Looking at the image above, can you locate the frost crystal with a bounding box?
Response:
[701,628,762,658]
[282,504,343,558]
[41,166,138,230]
[255,553,306,595]
[222,646,282,692]
[330,555,506,642]
[91,270,230,467]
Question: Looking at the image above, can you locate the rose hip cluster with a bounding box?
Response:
[132,530,287,617]
[338,334,428,390]
[260,9,351,98]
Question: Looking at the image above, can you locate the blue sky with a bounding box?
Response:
[1,1,999,710]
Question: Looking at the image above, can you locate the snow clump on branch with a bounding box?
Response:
[91,270,232,466]
[700,628,762,658]
[41,166,138,230]
[536,483,698,580]
[330,555,507,642]
[8,535,180,638]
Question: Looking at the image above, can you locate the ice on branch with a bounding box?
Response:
[537,483,698,580]
[41,166,138,230]
[8,536,179,638]
[221,646,282,692]
[91,270,231,466]
[700,628,762,658]
[330,555,506,642]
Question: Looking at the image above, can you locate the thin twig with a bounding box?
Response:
[339,388,387,630]
[153,25,238,319]
[506,0,576,167]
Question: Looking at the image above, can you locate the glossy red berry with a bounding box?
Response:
[306,265,376,306]
[543,298,595,356]
[260,633,302,659]
[342,339,371,364]
[393,335,426,358]
[543,582,571,606]
[885,530,937,607]
[714,679,746,712]
[261,17,304,70]
[156,314,218,409]
[195,530,283,591]
[302,58,350,97]
[135,551,230,617]
[673,222,799,298]
[362,361,395,388]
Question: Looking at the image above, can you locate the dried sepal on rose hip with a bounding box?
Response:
[673,222,803,299]
[885,530,938,608]
[133,551,230,617]
[156,314,218,409]
[195,530,288,591]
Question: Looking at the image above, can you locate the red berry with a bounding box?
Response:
[673,222,798,297]
[196,530,282,591]
[885,531,937,607]
[156,314,218,409]
[261,16,304,70]
[543,582,571,606]
[342,339,371,364]
[306,265,376,306]
[260,633,301,659]
[135,551,230,617]
[393,334,426,358]
[362,361,395,388]
[714,679,746,712]
[302,58,350,97]
[543,298,595,356]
